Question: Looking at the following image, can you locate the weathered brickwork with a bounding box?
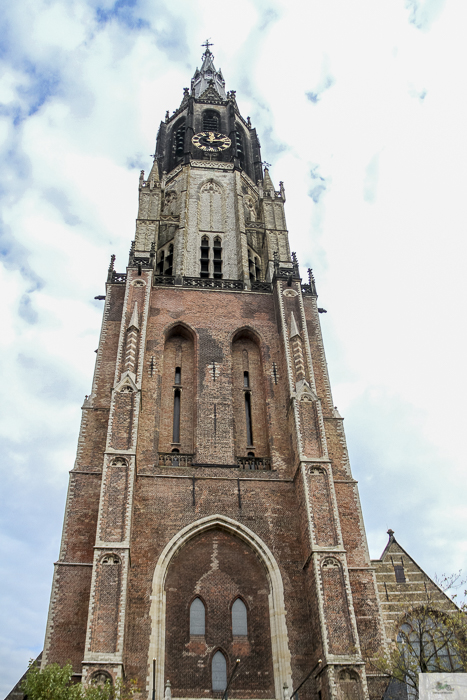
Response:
[372,533,455,645]
[38,51,392,700]
[164,528,274,698]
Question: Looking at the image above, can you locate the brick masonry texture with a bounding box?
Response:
[164,528,274,698]
[41,146,387,700]
[42,279,387,700]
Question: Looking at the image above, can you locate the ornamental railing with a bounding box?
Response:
[152,276,272,293]
[111,272,127,284]
[158,452,194,467]
[236,456,271,471]
[181,277,244,291]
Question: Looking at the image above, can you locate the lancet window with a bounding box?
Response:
[232,333,270,462]
[212,651,227,691]
[248,249,261,282]
[232,598,248,636]
[160,328,195,455]
[173,119,186,157]
[189,597,205,635]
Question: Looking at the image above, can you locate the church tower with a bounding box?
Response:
[41,44,387,700]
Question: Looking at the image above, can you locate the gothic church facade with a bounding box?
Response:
[40,46,389,700]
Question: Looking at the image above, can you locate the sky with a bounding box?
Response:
[0,0,466,694]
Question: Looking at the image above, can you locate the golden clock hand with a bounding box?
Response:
[208,133,216,142]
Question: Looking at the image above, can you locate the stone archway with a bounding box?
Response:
[146,515,292,700]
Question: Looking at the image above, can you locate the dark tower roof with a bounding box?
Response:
[191,42,226,100]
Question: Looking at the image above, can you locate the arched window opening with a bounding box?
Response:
[174,121,185,157]
[200,236,210,278]
[212,651,227,691]
[243,371,250,388]
[245,392,253,446]
[190,597,205,635]
[213,236,222,279]
[203,111,219,132]
[232,598,248,636]
[173,389,181,443]
[174,367,181,385]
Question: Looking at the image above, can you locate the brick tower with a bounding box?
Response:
[41,45,387,700]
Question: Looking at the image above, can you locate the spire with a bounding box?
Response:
[263,167,275,192]
[191,40,226,99]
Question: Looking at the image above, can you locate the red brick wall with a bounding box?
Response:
[232,335,269,459]
[89,558,122,653]
[164,528,274,698]
[159,329,195,455]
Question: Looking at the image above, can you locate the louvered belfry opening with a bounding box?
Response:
[203,110,219,131]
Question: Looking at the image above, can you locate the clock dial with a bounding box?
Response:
[192,131,231,152]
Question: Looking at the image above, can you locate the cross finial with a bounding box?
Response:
[201,39,213,54]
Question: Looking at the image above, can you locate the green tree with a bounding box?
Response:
[372,574,467,699]
[21,661,139,700]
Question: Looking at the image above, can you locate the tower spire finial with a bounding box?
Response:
[201,39,214,58]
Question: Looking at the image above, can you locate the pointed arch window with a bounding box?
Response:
[203,110,219,131]
[232,598,248,636]
[189,597,205,635]
[174,120,185,157]
[212,651,227,691]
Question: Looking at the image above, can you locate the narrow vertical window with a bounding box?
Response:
[173,389,181,443]
[175,122,185,156]
[200,236,210,278]
[232,598,248,636]
[174,367,181,385]
[235,128,244,163]
[245,392,253,446]
[165,244,173,276]
[190,597,205,635]
[213,236,222,279]
[248,250,255,281]
[157,250,164,275]
[255,257,261,281]
[243,371,249,387]
[212,651,227,691]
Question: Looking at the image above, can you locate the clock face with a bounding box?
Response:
[192,131,231,153]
